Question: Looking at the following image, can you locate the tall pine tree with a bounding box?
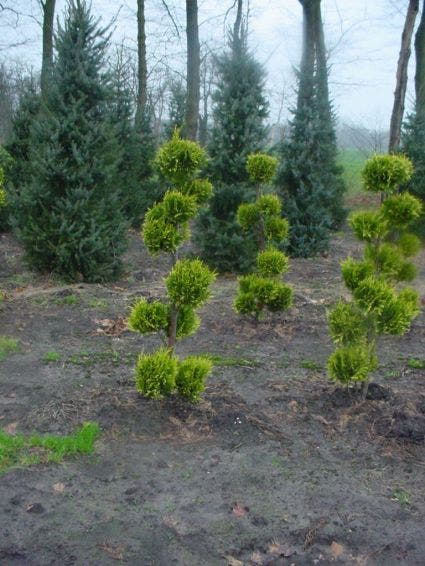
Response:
[276,0,346,257]
[196,28,268,273]
[13,0,128,281]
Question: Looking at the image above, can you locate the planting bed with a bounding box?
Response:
[0,229,424,565]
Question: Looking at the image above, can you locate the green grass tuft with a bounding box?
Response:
[207,354,259,367]
[0,336,19,361]
[407,357,425,369]
[42,351,61,363]
[0,422,100,474]
[300,359,322,371]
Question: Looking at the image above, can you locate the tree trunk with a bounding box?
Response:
[313,0,332,123]
[40,0,56,96]
[415,0,425,117]
[185,0,200,141]
[389,0,419,152]
[135,0,148,131]
[297,0,316,112]
[232,0,243,52]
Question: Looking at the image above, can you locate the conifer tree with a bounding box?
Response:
[129,132,216,402]
[276,0,346,257]
[195,28,268,273]
[328,154,422,396]
[109,52,156,227]
[234,153,293,320]
[13,0,128,282]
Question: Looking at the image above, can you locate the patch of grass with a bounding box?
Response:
[0,422,100,475]
[207,354,259,367]
[0,336,19,361]
[67,349,135,368]
[42,351,61,363]
[392,489,411,507]
[338,148,367,197]
[88,298,108,309]
[300,359,322,371]
[407,358,425,370]
[54,294,78,306]
[383,369,400,379]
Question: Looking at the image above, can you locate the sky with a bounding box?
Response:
[0,0,415,128]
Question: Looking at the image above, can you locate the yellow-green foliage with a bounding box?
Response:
[349,211,388,242]
[328,344,378,384]
[176,356,213,401]
[175,305,200,338]
[341,258,374,291]
[155,130,206,184]
[257,247,289,277]
[235,274,292,317]
[328,154,422,387]
[327,302,366,345]
[142,204,189,255]
[181,179,213,204]
[131,133,216,403]
[128,299,168,334]
[166,258,216,308]
[380,193,422,228]
[361,154,413,193]
[235,154,292,319]
[246,153,278,185]
[135,348,178,399]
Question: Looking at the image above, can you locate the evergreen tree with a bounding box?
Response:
[165,79,186,139]
[275,0,346,257]
[402,113,425,237]
[109,52,156,227]
[196,30,268,273]
[13,0,128,282]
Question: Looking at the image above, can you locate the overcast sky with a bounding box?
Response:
[0,0,415,128]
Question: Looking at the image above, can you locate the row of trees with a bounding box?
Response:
[0,0,424,283]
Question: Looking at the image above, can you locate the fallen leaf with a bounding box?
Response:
[4,422,18,435]
[93,317,128,336]
[232,502,249,518]
[53,482,65,494]
[225,556,243,566]
[97,542,125,561]
[330,541,345,559]
[250,551,264,564]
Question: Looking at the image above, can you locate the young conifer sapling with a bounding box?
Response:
[234,153,293,320]
[128,131,216,401]
[327,154,422,396]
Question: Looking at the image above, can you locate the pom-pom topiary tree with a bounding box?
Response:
[234,153,293,320]
[327,154,422,396]
[128,131,216,402]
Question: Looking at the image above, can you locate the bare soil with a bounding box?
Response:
[1,228,424,566]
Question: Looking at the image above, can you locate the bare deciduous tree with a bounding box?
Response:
[415,0,425,115]
[135,0,147,130]
[40,0,55,96]
[388,0,419,152]
[185,0,200,140]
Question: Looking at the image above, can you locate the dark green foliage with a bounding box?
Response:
[130,133,215,402]
[328,154,421,388]
[276,73,346,257]
[12,1,128,282]
[402,112,425,236]
[196,32,268,273]
[135,348,177,399]
[109,56,156,227]
[165,80,186,139]
[176,356,212,401]
[196,184,257,273]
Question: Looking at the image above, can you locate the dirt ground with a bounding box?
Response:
[1,227,424,566]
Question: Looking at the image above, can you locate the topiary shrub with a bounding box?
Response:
[129,131,216,401]
[234,153,293,320]
[327,154,422,395]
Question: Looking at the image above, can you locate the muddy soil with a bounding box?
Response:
[0,229,425,566]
